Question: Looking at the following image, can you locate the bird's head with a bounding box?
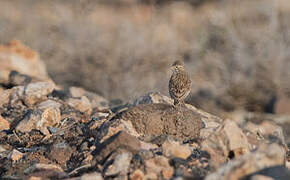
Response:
[171,60,185,73]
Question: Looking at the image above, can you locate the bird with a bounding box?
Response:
[169,60,192,106]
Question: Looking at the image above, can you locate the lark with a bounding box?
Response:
[169,60,192,106]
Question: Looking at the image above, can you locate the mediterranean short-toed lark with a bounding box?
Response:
[169,60,192,106]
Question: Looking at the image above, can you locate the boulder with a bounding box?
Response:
[0,40,49,84]
[201,120,250,168]
[205,143,286,180]
[114,103,203,141]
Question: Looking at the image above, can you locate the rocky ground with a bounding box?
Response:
[0,41,289,180]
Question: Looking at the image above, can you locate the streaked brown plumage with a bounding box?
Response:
[169,60,191,106]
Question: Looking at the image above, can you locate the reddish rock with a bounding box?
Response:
[0,115,10,131]
[130,169,144,180]
[8,149,23,161]
[162,139,191,159]
[0,40,49,84]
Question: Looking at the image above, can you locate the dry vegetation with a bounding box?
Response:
[1,0,290,115]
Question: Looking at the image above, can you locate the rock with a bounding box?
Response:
[93,131,141,164]
[205,143,286,180]
[8,70,32,86]
[8,149,23,161]
[243,165,290,180]
[130,169,144,180]
[49,141,73,165]
[16,110,41,133]
[24,163,66,179]
[98,118,140,142]
[0,85,24,107]
[16,106,61,135]
[162,139,191,159]
[69,86,109,110]
[0,115,10,131]
[24,81,55,106]
[76,172,103,180]
[0,40,49,84]
[133,92,173,105]
[244,121,285,145]
[37,99,62,110]
[114,103,203,141]
[24,163,64,174]
[222,120,250,151]
[133,92,223,125]
[250,175,274,180]
[37,107,61,135]
[67,96,92,114]
[145,156,174,179]
[104,151,133,177]
[201,120,250,168]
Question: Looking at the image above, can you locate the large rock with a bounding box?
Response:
[133,92,223,140]
[93,131,141,164]
[15,105,61,135]
[24,81,56,106]
[205,143,286,180]
[0,40,49,84]
[114,103,203,141]
[0,81,55,107]
[201,120,250,168]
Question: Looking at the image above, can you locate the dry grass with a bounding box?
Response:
[1,0,290,114]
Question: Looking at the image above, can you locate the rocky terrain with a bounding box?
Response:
[0,41,289,179]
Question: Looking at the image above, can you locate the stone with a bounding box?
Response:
[133,92,173,105]
[37,99,62,110]
[93,131,141,163]
[49,141,73,165]
[205,143,286,180]
[16,106,60,135]
[222,120,250,151]
[78,172,103,180]
[24,81,55,106]
[201,120,250,168]
[8,149,23,161]
[0,40,49,84]
[250,175,274,180]
[133,92,223,125]
[69,86,109,110]
[99,119,140,142]
[145,156,174,179]
[0,115,10,131]
[0,86,24,107]
[37,107,61,135]
[105,152,133,177]
[243,165,290,180]
[130,169,144,180]
[244,121,285,145]
[16,110,40,133]
[114,103,203,141]
[67,96,92,114]
[162,139,191,159]
[24,163,65,179]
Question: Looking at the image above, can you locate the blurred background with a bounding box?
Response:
[1,0,290,117]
